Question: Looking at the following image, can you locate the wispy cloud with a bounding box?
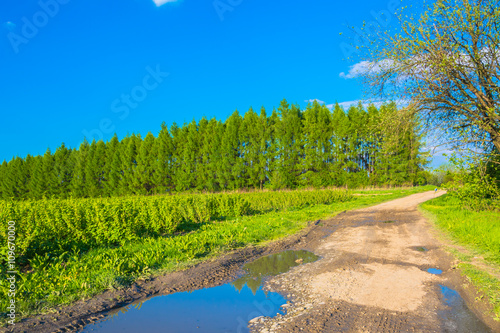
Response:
[336,100,385,109]
[153,0,178,6]
[302,99,408,110]
[304,99,325,104]
[3,21,16,31]
[339,59,393,79]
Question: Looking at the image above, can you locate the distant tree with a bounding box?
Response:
[2,157,26,199]
[104,134,121,196]
[173,121,199,191]
[220,111,243,190]
[240,107,260,188]
[196,118,217,191]
[208,120,225,191]
[120,134,141,195]
[257,107,270,190]
[170,123,188,192]
[28,156,44,199]
[134,132,156,195]
[71,139,89,197]
[0,160,7,199]
[331,103,349,186]
[84,140,106,197]
[53,143,73,198]
[271,100,303,189]
[301,101,333,187]
[27,148,57,199]
[153,122,174,194]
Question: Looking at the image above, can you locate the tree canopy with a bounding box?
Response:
[358,0,500,156]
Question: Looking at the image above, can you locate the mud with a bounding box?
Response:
[4,191,500,333]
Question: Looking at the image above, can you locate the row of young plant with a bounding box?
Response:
[0,189,352,266]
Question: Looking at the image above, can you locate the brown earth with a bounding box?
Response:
[4,191,499,333]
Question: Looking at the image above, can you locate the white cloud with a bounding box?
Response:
[339,59,394,79]
[304,99,325,104]
[304,98,408,111]
[153,0,178,6]
[3,21,16,31]
[336,100,384,109]
[322,99,408,110]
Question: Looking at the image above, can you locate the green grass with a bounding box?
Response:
[458,263,500,320]
[421,195,500,264]
[420,194,500,319]
[1,186,432,324]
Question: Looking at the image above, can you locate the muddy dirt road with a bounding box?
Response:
[252,191,499,333]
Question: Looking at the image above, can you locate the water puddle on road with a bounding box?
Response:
[427,268,443,275]
[81,250,319,333]
[438,285,491,332]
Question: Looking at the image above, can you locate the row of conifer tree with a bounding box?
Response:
[0,100,429,200]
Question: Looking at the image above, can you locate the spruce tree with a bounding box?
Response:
[53,143,73,198]
[84,140,104,197]
[271,100,303,189]
[331,103,349,186]
[257,107,270,190]
[196,118,212,191]
[120,134,141,195]
[240,107,260,188]
[302,101,332,187]
[0,160,7,199]
[153,122,174,194]
[71,139,89,197]
[3,157,25,199]
[134,132,156,194]
[104,134,121,196]
[208,120,224,191]
[220,111,243,190]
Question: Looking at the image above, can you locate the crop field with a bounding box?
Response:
[0,186,431,322]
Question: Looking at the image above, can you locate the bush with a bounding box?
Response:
[444,167,500,212]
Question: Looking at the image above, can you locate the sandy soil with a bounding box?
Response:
[4,191,499,332]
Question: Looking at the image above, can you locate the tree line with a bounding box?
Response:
[0,100,430,200]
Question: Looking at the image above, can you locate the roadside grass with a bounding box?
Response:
[1,186,432,324]
[420,195,500,319]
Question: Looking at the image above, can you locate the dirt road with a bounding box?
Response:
[251,191,498,333]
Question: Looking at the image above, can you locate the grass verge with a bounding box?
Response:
[1,186,433,324]
[420,194,500,320]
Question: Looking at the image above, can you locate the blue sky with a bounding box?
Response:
[0,0,448,167]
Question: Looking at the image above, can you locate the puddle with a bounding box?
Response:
[80,250,318,333]
[427,268,443,275]
[414,246,428,252]
[438,285,491,332]
[233,250,319,293]
[383,220,395,223]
